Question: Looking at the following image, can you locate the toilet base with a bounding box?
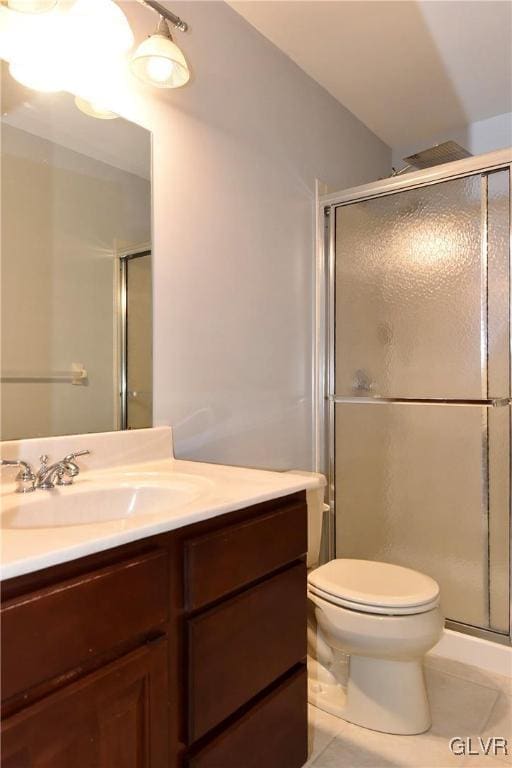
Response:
[308,655,431,735]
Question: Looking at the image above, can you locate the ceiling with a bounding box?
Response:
[228,1,512,149]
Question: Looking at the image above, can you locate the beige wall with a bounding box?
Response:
[1,124,151,439]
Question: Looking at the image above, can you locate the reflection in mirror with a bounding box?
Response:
[0,63,152,440]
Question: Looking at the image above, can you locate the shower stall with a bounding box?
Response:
[319,149,511,644]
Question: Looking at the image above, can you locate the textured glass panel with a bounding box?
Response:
[488,169,511,398]
[335,176,484,399]
[488,405,511,633]
[126,254,153,429]
[334,402,501,629]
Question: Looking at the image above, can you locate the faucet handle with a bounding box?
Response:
[1,459,36,493]
[55,449,91,485]
[62,449,90,462]
[1,459,30,470]
[1,459,33,476]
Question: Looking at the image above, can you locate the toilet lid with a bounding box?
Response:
[307,559,440,613]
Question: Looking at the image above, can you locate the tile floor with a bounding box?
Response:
[305,655,511,768]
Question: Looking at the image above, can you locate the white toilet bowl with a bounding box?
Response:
[307,559,443,735]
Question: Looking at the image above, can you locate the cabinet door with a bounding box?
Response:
[1,640,168,768]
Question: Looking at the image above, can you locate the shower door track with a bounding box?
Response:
[446,619,511,646]
[318,147,512,646]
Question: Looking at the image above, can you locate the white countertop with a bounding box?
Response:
[0,457,324,580]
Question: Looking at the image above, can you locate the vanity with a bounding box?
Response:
[0,428,322,768]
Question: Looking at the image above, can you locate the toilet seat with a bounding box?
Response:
[307,582,439,615]
[307,559,440,616]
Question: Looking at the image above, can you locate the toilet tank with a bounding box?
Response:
[306,486,326,568]
[287,472,326,568]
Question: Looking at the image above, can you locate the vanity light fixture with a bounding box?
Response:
[6,0,58,13]
[74,95,118,120]
[131,14,190,88]
[7,0,133,93]
[9,59,61,91]
[130,0,189,88]
[5,0,190,94]
[7,3,65,92]
[70,0,134,56]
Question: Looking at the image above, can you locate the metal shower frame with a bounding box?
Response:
[315,147,512,645]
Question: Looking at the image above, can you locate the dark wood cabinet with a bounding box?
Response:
[184,498,307,611]
[1,640,169,768]
[2,550,168,702]
[1,491,308,768]
[187,563,306,741]
[186,666,308,768]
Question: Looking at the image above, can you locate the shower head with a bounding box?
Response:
[403,141,472,170]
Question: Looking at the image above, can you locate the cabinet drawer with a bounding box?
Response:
[184,495,307,610]
[1,549,168,701]
[187,562,306,741]
[187,666,307,768]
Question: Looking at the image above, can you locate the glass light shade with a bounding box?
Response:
[75,95,118,120]
[7,5,65,92]
[5,0,133,96]
[9,56,63,92]
[131,34,190,88]
[7,0,58,12]
[67,0,134,54]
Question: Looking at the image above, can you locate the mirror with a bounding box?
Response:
[0,64,152,440]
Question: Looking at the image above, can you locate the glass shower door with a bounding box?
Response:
[120,251,153,430]
[332,169,511,637]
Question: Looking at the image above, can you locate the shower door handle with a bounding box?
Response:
[328,395,512,407]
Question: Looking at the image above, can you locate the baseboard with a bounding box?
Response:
[429,628,512,679]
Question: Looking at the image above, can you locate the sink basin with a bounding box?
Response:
[1,475,208,529]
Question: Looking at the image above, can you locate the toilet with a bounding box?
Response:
[305,487,443,736]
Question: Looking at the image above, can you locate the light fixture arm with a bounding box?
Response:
[133,0,188,32]
[155,15,171,38]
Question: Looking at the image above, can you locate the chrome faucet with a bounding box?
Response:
[35,450,91,490]
[1,450,91,493]
[0,459,37,494]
